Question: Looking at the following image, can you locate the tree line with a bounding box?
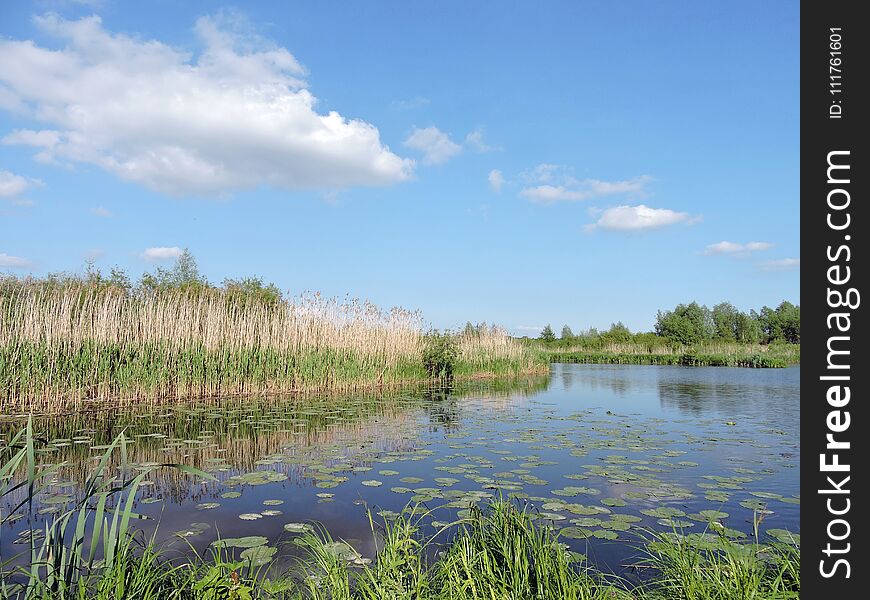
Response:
[1,249,284,307]
[538,300,800,346]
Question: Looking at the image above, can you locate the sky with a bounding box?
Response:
[0,0,800,334]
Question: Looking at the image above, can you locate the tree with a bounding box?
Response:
[560,325,574,340]
[655,302,713,345]
[539,324,555,343]
[735,311,760,343]
[776,301,800,343]
[711,302,739,341]
[601,321,632,343]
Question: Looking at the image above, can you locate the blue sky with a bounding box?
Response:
[0,1,799,334]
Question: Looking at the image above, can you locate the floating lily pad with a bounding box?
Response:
[240,545,276,566]
[641,507,686,519]
[196,502,220,510]
[211,536,269,549]
[239,513,263,521]
[767,528,800,545]
[601,498,626,507]
[284,522,313,533]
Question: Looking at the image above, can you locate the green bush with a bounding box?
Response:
[422,332,459,380]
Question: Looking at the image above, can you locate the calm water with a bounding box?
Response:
[1,364,800,576]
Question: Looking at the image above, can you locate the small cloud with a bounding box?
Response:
[142,246,182,261]
[0,252,34,269]
[391,96,430,110]
[703,241,773,257]
[488,169,504,193]
[0,169,42,201]
[758,258,800,272]
[403,126,462,165]
[465,129,499,153]
[514,325,544,333]
[522,163,561,184]
[90,206,113,218]
[520,173,653,204]
[585,204,697,232]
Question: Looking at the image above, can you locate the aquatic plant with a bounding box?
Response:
[0,282,544,411]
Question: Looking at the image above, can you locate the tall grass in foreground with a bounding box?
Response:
[0,285,544,411]
[637,528,800,599]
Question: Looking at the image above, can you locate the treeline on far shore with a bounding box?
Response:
[521,300,800,369]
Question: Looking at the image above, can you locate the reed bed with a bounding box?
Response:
[0,285,544,412]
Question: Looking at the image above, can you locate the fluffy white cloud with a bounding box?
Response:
[586,204,695,232]
[520,173,652,203]
[0,14,413,196]
[704,241,773,256]
[0,169,41,199]
[90,206,112,217]
[759,258,800,272]
[142,246,182,261]
[403,126,462,165]
[0,253,33,269]
[488,169,504,192]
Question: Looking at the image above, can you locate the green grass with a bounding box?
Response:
[529,341,799,369]
[0,339,545,411]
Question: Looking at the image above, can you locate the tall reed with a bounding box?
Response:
[0,284,543,411]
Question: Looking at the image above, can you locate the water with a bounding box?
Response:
[0,364,800,576]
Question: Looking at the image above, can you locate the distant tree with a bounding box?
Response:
[776,301,801,343]
[735,311,761,343]
[139,248,208,293]
[171,249,207,288]
[602,321,632,343]
[539,324,556,343]
[223,276,283,307]
[711,302,739,341]
[655,302,712,345]
[560,325,574,340]
[108,266,132,292]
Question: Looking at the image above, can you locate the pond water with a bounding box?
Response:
[1,364,800,577]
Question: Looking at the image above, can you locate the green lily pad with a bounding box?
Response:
[211,536,269,549]
[240,545,276,566]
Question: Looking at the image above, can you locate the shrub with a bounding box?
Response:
[422,332,459,380]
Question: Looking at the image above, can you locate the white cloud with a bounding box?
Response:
[465,129,499,153]
[585,204,695,232]
[0,169,41,199]
[704,241,773,256]
[90,206,112,217]
[403,126,462,165]
[142,246,182,261]
[759,258,800,272]
[488,169,504,192]
[520,172,652,203]
[514,325,544,333]
[0,14,413,197]
[391,96,430,110]
[0,253,34,269]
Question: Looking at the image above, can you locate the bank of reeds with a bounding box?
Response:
[0,284,545,411]
[533,341,800,369]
